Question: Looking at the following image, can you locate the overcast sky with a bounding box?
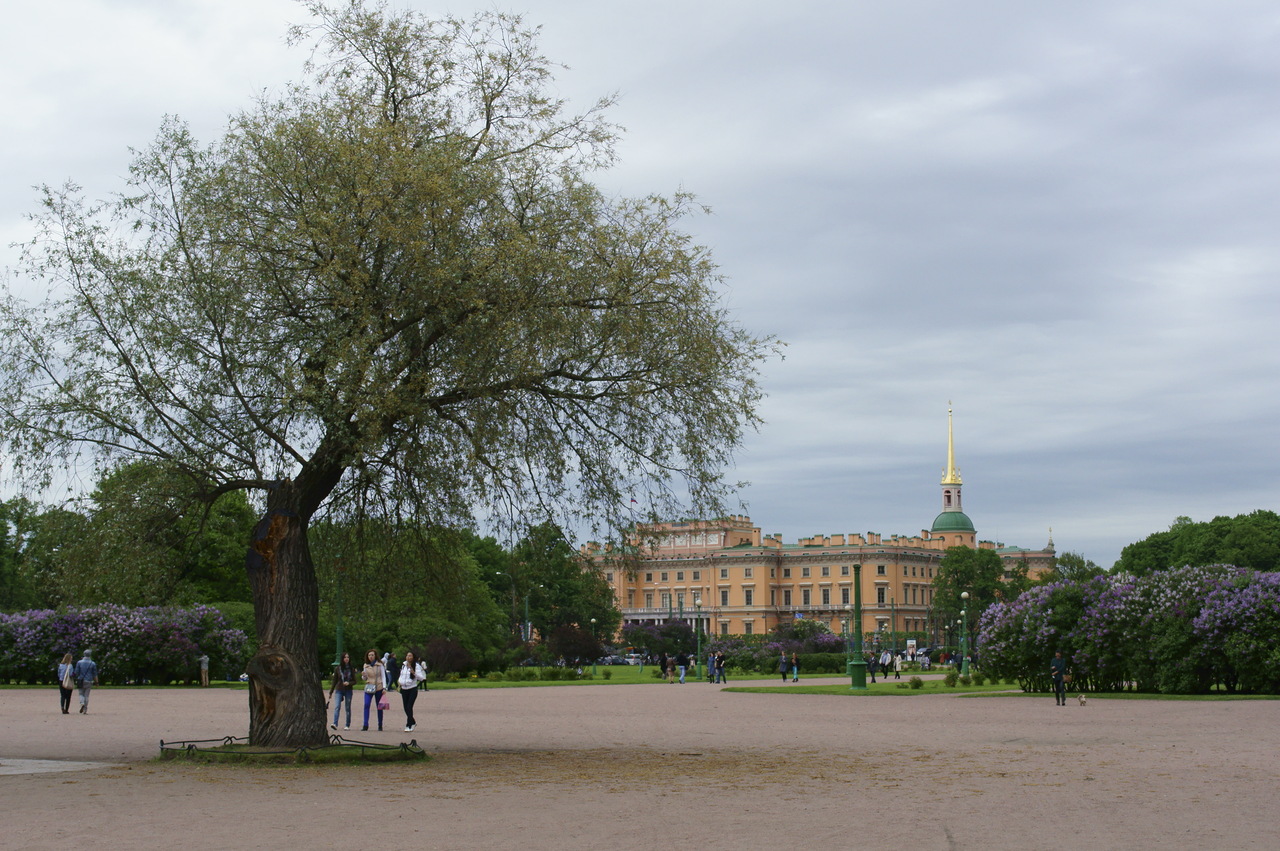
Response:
[4,1,1279,568]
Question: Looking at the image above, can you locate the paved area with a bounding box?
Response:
[1,679,1277,849]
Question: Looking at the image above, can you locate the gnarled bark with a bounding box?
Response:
[245,482,326,747]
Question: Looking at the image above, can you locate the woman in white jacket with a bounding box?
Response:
[398,650,427,732]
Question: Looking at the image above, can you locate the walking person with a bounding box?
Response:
[57,652,75,714]
[867,653,877,684]
[790,652,800,683]
[779,651,789,682]
[398,650,427,732]
[893,653,903,680]
[328,652,356,730]
[715,651,728,684]
[1049,650,1068,706]
[72,650,98,714]
[197,653,210,687]
[675,651,689,684]
[360,649,386,731]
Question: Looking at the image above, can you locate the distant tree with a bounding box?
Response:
[0,498,42,611]
[1114,510,1280,576]
[0,2,773,746]
[1037,551,1106,585]
[34,462,255,606]
[547,624,599,664]
[933,546,1027,631]
[772,616,831,642]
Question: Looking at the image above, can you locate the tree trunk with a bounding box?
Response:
[244,480,327,747]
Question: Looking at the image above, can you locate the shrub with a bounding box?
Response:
[970,672,986,686]
[909,676,924,689]
[943,671,959,688]
[602,669,612,680]
[959,674,972,686]
[485,671,504,682]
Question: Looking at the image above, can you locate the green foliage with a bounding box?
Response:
[1037,551,1106,585]
[934,546,1028,637]
[1115,511,1280,575]
[958,674,972,686]
[944,670,959,687]
[0,0,777,743]
[909,675,924,689]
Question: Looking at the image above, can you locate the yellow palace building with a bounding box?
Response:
[586,409,1054,641]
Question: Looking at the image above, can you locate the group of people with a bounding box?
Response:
[56,651,99,714]
[327,649,428,733]
[778,651,800,682]
[868,650,905,682]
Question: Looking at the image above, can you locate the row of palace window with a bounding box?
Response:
[632,583,935,609]
[640,563,937,584]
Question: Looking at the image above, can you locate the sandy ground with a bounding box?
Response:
[2,678,1277,850]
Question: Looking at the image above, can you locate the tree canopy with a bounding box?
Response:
[1114,510,1280,576]
[933,546,1030,629]
[0,1,773,746]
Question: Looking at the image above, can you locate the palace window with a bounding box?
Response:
[744,567,753,578]
[660,593,670,608]
[720,622,730,635]
[744,589,754,606]
[876,587,885,605]
[720,590,729,606]
[720,568,729,579]
[645,573,653,582]
[676,592,685,608]
[744,622,753,635]
[783,590,793,606]
[822,588,831,605]
[692,571,700,580]
[877,565,886,576]
[841,565,850,576]
[645,593,653,607]
[661,572,668,582]
[802,589,811,606]
[841,587,850,605]
[821,566,830,577]
[801,567,810,578]
[676,571,684,581]
[903,566,909,576]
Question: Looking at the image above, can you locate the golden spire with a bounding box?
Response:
[941,403,962,485]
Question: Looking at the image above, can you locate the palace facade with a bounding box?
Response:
[585,409,1054,641]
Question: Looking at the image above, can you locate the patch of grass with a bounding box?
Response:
[160,742,427,765]
[722,680,1017,696]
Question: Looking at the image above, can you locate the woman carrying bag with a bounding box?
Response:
[398,650,427,733]
[360,649,386,732]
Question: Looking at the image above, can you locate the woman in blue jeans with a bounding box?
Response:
[328,652,356,730]
[360,649,386,731]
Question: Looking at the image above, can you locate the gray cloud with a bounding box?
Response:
[4,0,1279,568]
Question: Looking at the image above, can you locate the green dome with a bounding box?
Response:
[930,511,975,534]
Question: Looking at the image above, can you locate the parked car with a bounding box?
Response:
[597,655,628,665]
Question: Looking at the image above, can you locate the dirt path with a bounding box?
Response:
[2,681,1276,849]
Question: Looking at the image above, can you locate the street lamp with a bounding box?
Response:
[891,595,897,656]
[590,617,598,677]
[960,591,971,675]
[841,604,851,671]
[849,566,867,689]
[332,555,346,665]
[694,598,702,681]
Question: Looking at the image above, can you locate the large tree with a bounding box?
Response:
[1114,511,1280,576]
[933,546,1029,638]
[0,2,773,745]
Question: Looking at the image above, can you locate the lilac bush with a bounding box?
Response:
[977,565,1278,694]
[0,605,248,684]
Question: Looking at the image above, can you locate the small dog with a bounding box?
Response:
[1077,693,1087,706]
